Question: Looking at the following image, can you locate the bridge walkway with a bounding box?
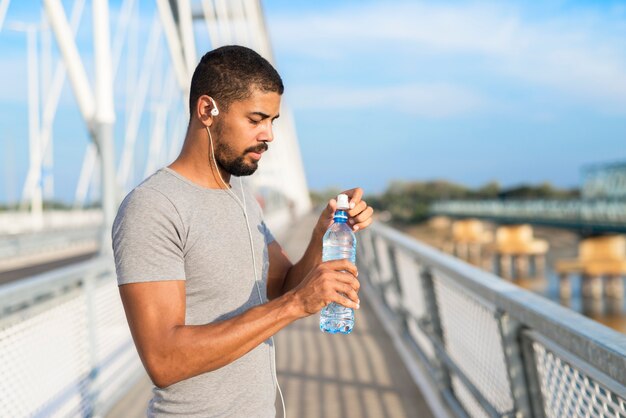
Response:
[106,213,434,417]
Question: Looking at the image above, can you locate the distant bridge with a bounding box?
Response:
[432,161,626,235]
[431,199,626,235]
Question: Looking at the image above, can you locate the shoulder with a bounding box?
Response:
[113,177,186,243]
[116,185,176,221]
[118,169,185,215]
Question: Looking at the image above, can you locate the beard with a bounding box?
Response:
[212,122,268,177]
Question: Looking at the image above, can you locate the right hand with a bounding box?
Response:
[291,259,360,317]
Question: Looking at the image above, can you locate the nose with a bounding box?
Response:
[261,120,275,143]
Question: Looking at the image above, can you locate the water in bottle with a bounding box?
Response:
[320,194,357,334]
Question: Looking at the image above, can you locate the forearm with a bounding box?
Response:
[280,229,323,294]
[145,292,301,388]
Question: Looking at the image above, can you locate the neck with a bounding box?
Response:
[334,209,348,223]
[169,123,231,189]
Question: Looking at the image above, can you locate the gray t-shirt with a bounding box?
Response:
[112,167,277,417]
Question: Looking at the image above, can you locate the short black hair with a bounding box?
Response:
[189,45,284,116]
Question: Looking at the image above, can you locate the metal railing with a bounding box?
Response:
[0,211,102,273]
[431,200,626,233]
[0,210,102,235]
[0,226,100,262]
[358,222,626,418]
[0,256,143,417]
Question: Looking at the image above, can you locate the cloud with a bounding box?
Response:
[269,1,626,114]
[272,3,523,56]
[289,83,486,118]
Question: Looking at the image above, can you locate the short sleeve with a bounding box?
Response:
[112,187,186,285]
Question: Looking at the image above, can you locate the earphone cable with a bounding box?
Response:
[207,125,287,418]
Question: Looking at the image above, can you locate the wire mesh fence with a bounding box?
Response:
[527,333,626,418]
[0,257,143,417]
[434,273,513,416]
[359,222,626,418]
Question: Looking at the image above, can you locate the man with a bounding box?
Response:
[112,45,374,417]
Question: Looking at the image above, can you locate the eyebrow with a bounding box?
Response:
[249,111,280,120]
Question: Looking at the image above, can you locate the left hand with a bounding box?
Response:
[315,187,374,235]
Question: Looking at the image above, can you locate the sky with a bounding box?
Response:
[263,0,626,193]
[1,0,626,204]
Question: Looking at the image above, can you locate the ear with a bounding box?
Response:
[196,95,217,127]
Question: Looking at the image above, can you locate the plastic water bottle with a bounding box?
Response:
[320,194,357,334]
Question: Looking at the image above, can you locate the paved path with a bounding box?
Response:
[107,213,433,418]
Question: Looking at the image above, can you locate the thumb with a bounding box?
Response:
[317,199,337,235]
[325,199,337,217]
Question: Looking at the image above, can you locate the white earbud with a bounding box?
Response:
[209,97,219,116]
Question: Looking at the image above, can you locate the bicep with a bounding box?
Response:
[266,241,293,300]
[119,280,186,368]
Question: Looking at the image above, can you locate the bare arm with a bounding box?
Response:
[119,258,359,389]
[265,230,323,300]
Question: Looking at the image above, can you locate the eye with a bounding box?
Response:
[249,118,262,126]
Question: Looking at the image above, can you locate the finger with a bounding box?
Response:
[324,259,358,277]
[332,269,360,286]
[341,188,363,209]
[353,217,373,232]
[351,206,374,224]
[335,283,360,304]
[334,272,361,292]
[332,290,360,310]
[325,198,337,215]
[348,200,368,219]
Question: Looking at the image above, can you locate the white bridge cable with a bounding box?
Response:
[43,0,96,126]
[26,25,41,222]
[75,0,132,209]
[243,0,273,62]
[116,15,162,191]
[167,107,187,162]
[25,0,138,210]
[231,0,250,47]
[200,0,220,48]
[111,0,136,81]
[125,0,139,125]
[93,0,115,124]
[74,142,98,209]
[213,0,233,46]
[155,0,190,94]
[0,0,10,32]
[142,48,169,179]
[20,0,85,209]
[177,0,197,72]
[40,15,53,202]
[157,66,186,168]
[85,1,190,197]
[144,104,167,179]
[153,69,180,171]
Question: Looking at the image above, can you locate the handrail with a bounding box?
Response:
[0,256,107,313]
[0,226,100,271]
[359,222,626,417]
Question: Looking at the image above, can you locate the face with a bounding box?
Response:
[211,89,281,176]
